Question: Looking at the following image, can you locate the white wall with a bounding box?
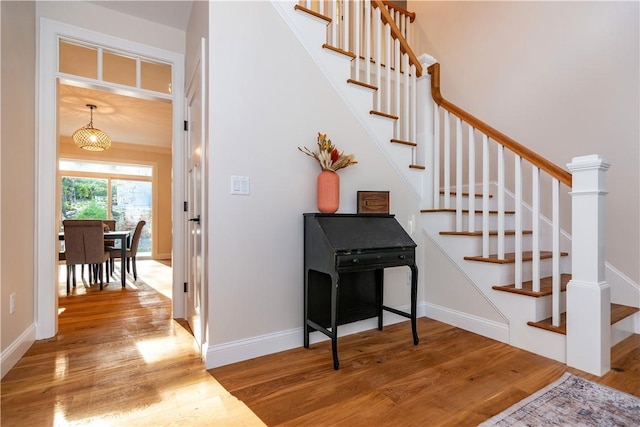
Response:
[205,1,423,366]
[410,1,640,284]
[1,0,37,377]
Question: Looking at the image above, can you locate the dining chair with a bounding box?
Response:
[108,220,146,281]
[62,219,111,293]
[81,219,116,282]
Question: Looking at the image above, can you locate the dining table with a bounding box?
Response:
[59,230,131,288]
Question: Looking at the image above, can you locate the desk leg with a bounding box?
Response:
[376,269,384,331]
[331,274,340,370]
[120,235,126,288]
[410,264,419,345]
[303,269,310,349]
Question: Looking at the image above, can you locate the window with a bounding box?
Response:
[60,160,153,256]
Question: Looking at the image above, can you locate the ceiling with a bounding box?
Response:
[59,84,173,149]
[59,1,193,149]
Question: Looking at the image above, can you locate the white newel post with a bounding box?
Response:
[417,53,437,209]
[566,154,611,376]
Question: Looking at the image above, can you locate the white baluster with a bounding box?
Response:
[374,7,381,110]
[497,144,505,260]
[456,117,463,232]
[433,104,440,209]
[318,0,323,16]
[404,14,410,46]
[330,0,338,46]
[343,0,349,52]
[353,0,360,81]
[409,63,416,146]
[403,53,409,141]
[384,23,391,113]
[531,166,540,292]
[552,178,560,327]
[482,133,489,258]
[468,126,476,233]
[514,155,522,289]
[443,110,450,209]
[393,10,399,71]
[394,37,400,130]
[364,1,371,85]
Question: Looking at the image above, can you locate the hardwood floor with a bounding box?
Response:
[0,260,264,427]
[2,261,638,426]
[211,320,639,427]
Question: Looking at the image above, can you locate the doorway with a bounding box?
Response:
[37,18,186,339]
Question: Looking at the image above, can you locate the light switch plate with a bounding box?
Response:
[231,176,250,195]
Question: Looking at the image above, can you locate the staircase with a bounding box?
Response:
[274,0,640,376]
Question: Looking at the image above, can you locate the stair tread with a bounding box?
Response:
[527,304,640,335]
[439,190,493,198]
[440,230,533,236]
[322,43,356,59]
[370,110,399,120]
[492,274,571,297]
[464,251,569,264]
[421,208,516,214]
[409,164,425,170]
[347,78,378,91]
[391,138,417,147]
[294,4,331,23]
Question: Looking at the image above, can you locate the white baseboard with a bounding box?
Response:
[1,323,36,379]
[424,302,509,343]
[205,303,428,369]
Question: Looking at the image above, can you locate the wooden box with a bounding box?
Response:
[357,191,390,214]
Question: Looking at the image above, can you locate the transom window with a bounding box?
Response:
[58,39,173,96]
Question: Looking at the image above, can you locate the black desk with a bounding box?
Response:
[59,230,131,288]
[303,213,418,369]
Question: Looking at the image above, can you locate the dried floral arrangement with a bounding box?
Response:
[298,132,357,172]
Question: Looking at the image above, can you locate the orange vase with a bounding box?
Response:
[317,170,340,213]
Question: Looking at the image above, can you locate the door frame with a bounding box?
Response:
[36,18,186,338]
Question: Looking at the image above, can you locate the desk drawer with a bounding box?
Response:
[336,249,414,270]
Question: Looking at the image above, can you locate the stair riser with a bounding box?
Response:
[611,312,640,346]
[532,294,567,322]
[480,258,570,287]
[447,234,535,256]
[430,211,517,231]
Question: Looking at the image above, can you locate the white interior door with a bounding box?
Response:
[185,39,206,354]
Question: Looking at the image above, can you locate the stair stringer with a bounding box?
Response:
[423,210,568,362]
[271,1,425,200]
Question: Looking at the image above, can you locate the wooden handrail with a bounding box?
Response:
[382,0,416,22]
[371,0,422,77]
[428,63,572,187]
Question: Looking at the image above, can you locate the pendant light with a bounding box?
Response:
[72,104,112,151]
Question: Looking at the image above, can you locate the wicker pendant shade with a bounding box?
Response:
[73,104,111,151]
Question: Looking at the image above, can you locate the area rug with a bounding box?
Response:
[480,373,640,426]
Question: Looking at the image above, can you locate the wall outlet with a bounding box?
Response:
[9,292,16,314]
